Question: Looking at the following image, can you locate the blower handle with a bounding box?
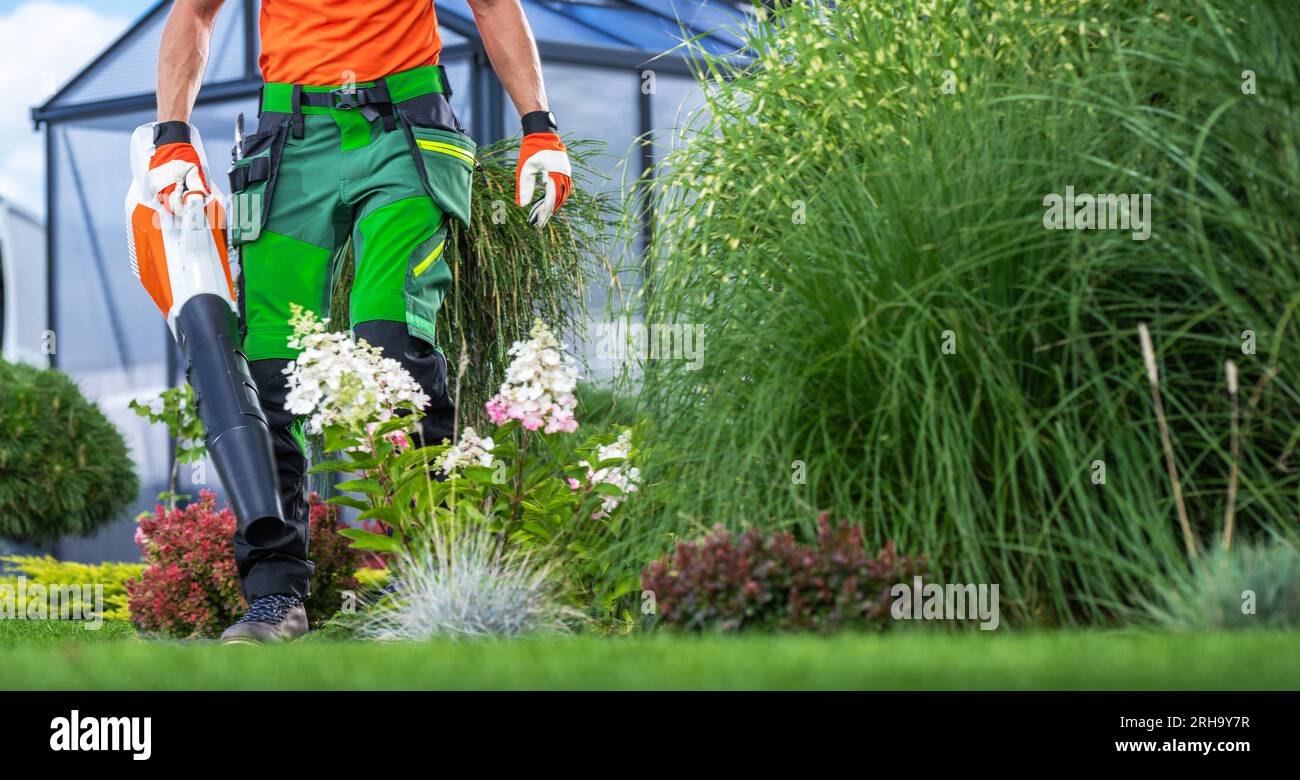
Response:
[177,192,223,298]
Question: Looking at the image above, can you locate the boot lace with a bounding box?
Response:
[236,594,301,625]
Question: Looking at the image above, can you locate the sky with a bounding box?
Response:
[0,1,157,215]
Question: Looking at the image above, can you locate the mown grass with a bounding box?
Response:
[0,619,137,644]
[1,621,1296,690]
[623,0,1300,626]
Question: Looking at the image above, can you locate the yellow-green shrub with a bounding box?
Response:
[354,567,390,591]
[0,555,142,621]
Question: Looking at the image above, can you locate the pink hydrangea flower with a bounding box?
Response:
[484,319,580,435]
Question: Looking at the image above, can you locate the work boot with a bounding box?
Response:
[220,595,308,644]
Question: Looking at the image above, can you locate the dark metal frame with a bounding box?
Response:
[43,126,55,370]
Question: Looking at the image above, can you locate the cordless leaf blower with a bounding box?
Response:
[124,122,287,543]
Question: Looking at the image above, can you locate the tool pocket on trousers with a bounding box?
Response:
[404,217,454,347]
[399,114,475,227]
[228,122,288,245]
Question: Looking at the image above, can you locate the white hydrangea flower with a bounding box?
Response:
[435,426,497,477]
[579,429,640,519]
[283,306,430,436]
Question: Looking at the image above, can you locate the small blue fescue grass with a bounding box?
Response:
[360,520,579,641]
[1149,543,1300,632]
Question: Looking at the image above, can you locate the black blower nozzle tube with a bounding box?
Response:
[174,293,287,544]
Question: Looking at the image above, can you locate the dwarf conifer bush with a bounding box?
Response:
[632,0,1300,624]
[0,359,137,543]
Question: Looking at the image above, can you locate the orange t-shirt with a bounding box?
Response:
[259,0,442,85]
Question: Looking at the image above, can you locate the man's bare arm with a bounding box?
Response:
[157,0,226,122]
[466,0,548,117]
[470,0,570,224]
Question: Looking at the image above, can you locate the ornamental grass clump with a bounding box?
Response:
[361,521,576,641]
[1149,542,1300,631]
[631,0,1300,625]
[443,139,614,430]
[329,138,613,430]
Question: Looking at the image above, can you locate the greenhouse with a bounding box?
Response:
[29,0,743,560]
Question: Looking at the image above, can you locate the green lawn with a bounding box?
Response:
[2,621,1298,690]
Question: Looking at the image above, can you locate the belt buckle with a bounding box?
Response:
[331,87,358,110]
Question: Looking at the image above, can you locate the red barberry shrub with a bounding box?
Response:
[127,491,243,639]
[641,514,925,633]
[128,491,369,637]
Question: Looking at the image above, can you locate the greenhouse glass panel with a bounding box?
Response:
[205,0,249,82]
[436,18,471,48]
[536,62,641,193]
[53,1,249,108]
[543,1,734,56]
[440,57,473,134]
[439,0,630,49]
[47,6,167,107]
[191,97,261,162]
[520,62,642,376]
[621,0,751,49]
[49,111,171,561]
[651,73,707,147]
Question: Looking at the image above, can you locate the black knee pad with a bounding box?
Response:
[353,320,456,445]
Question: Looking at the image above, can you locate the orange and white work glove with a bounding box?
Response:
[147,121,210,215]
[516,111,572,227]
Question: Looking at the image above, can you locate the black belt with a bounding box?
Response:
[277,78,399,138]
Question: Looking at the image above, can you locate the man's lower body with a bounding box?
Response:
[220,65,474,642]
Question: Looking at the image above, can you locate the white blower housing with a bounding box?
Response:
[124,122,235,339]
